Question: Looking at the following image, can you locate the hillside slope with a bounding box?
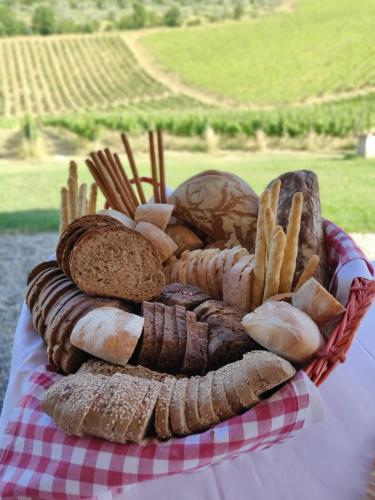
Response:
[142,0,375,105]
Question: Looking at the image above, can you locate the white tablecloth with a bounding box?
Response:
[1,282,374,500]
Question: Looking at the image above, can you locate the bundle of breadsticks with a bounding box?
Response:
[250,180,320,311]
[60,161,98,234]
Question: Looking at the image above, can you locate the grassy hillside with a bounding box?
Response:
[1,153,374,232]
[143,0,375,105]
[0,34,203,117]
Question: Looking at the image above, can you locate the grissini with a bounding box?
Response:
[242,301,324,364]
[279,192,303,293]
[60,187,69,234]
[263,227,286,301]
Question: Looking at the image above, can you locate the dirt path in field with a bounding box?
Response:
[125,30,375,111]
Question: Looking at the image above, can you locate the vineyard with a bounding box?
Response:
[0,34,204,117]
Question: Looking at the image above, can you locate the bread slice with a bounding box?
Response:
[155,377,177,440]
[216,364,243,414]
[213,248,231,298]
[51,373,92,424]
[223,255,254,312]
[98,209,136,229]
[211,369,235,421]
[174,305,187,371]
[197,372,219,429]
[135,221,178,263]
[60,374,108,436]
[70,307,144,366]
[185,376,201,433]
[27,266,61,312]
[169,377,190,436]
[69,225,165,302]
[37,279,76,338]
[33,275,69,334]
[135,203,174,231]
[157,305,179,374]
[78,360,170,383]
[125,379,161,443]
[206,252,221,299]
[27,260,58,286]
[112,375,151,443]
[223,246,250,276]
[41,373,84,418]
[153,302,166,368]
[197,249,219,295]
[242,351,296,398]
[186,250,202,286]
[81,374,125,438]
[137,302,156,367]
[231,360,259,408]
[181,312,208,376]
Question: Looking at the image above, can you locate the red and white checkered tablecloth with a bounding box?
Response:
[0,220,372,499]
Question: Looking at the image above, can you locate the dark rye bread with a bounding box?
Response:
[154,283,209,310]
[26,265,61,312]
[266,170,329,287]
[44,288,82,347]
[157,305,179,374]
[194,300,260,371]
[69,225,165,302]
[181,312,208,376]
[153,302,166,368]
[175,305,187,369]
[137,302,156,367]
[33,275,69,334]
[27,260,58,285]
[37,279,76,338]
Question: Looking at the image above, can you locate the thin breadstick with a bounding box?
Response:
[85,196,88,216]
[263,228,286,301]
[97,150,132,217]
[279,192,303,293]
[77,183,87,217]
[250,190,271,310]
[86,158,113,207]
[67,175,77,223]
[294,255,320,291]
[148,130,160,203]
[113,152,139,211]
[103,148,135,217]
[69,160,78,185]
[157,128,166,203]
[90,152,128,214]
[264,206,275,251]
[270,179,281,215]
[60,187,69,234]
[121,133,146,204]
[87,183,97,215]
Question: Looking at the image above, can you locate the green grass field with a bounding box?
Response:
[143,0,375,105]
[1,152,374,233]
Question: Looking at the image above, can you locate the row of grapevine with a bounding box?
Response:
[0,34,189,117]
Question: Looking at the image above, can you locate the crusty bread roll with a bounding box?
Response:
[70,307,144,366]
[165,224,204,256]
[98,209,136,229]
[135,203,174,231]
[135,221,178,263]
[169,170,259,250]
[242,301,324,364]
[292,277,345,327]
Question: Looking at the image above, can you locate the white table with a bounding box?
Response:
[1,290,374,500]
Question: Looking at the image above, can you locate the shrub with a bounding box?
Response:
[164,6,182,27]
[32,5,55,35]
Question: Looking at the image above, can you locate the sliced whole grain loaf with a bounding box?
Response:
[69,225,165,302]
[157,305,180,374]
[219,364,244,414]
[154,283,209,310]
[211,369,235,421]
[27,260,58,286]
[51,373,92,424]
[155,377,177,440]
[174,305,187,370]
[185,376,201,433]
[33,274,69,333]
[41,373,84,418]
[44,288,82,348]
[231,359,259,407]
[27,266,61,312]
[181,312,208,376]
[169,377,190,436]
[198,372,219,429]
[153,302,166,368]
[137,302,156,367]
[125,379,161,443]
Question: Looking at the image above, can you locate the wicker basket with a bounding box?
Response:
[134,176,375,387]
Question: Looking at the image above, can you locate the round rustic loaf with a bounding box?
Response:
[169,170,259,250]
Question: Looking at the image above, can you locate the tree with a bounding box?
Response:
[132,1,147,28]
[233,0,245,19]
[32,6,55,35]
[164,6,182,27]
[0,6,27,36]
